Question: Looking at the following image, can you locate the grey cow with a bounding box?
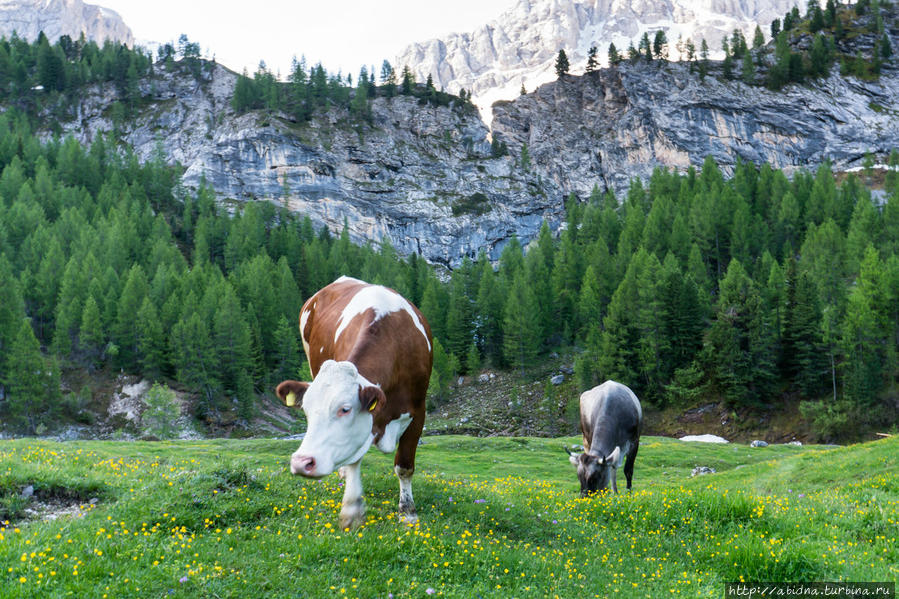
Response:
[567,380,642,496]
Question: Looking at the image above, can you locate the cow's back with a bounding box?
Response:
[580,380,642,454]
[299,276,433,396]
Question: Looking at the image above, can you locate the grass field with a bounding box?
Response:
[1,434,896,598]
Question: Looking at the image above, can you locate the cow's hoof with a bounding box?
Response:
[337,466,347,480]
[398,511,418,526]
[339,501,365,530]
[398,502,418,525]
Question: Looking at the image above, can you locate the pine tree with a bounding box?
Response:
[699,39,710,78]
[472,259,503,367]
[465,341,482,375]
[172,309,221,420]
[577,265,603,342]
[752,25,765,50]
[639,32,653,61]
[113,264,149,369]
[825,0,837,27]
[793,271,827,397]
[0,256,25,359]
[555,49,570,77]
[420,276,448,342]
[401,65,414,94]
[427,337,458,404]
[741,50,755,84]
[809,34,831,77]
[840,261,887,406]
[684,38,696,71]
[703,259,776,405]
[272,315,302,384]
[78,294,105,368]
[653,30,668,60]
[445,273,473,367]
[134,297,165,378]
[503,270,539,372]
[551,230,581,338]
[519,142,531,170]
[608,42,621,65]
[586,46,598,73]
[4,318,60,433]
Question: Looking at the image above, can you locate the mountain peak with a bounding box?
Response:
[395,0,799,120]
[0,0,133,45]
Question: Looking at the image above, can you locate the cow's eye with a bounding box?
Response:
[338,406,352,416]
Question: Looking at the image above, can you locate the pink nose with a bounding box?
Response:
[291,455,316,476]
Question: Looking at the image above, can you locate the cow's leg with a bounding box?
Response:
[624,440,639,490]
[394,414,424,525]
[338,459,365,530]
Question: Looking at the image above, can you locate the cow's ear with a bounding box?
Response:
[276,380,310,407]
[568,453,580,467]
[359,385,386,414]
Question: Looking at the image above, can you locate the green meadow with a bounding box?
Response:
[1,435,896,598]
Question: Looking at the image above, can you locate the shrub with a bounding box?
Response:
[141,383,181,439]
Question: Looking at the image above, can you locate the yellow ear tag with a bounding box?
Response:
[368,401,376,412]
[285,391,297,407]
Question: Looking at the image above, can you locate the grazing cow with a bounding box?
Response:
[566,380,642,496]
[275,276,433,529]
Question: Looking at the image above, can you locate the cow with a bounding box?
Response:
[566,380,642,496]
[275,276,433,529]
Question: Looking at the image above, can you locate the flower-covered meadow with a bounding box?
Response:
[1,435,896,598]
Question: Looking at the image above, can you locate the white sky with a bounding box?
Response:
[100,0,513,78]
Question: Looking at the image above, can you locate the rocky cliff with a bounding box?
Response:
[396,0,798,118]
[55,62,561,267]
[48,50,899,267]
[0,0,132,45]
[491,59,899,200]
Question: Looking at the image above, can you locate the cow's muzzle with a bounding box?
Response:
[290,454,322,477]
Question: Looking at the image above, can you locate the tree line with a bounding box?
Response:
[423,155,899,440]
[558,0,893,90]
[0,111,438,433]
[230,58,474,122]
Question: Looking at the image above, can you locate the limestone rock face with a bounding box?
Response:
[55,62,561,267]
[47,56,899,267]
[0,0,132,45]
[396,0,798,117]
[491,60,899,200]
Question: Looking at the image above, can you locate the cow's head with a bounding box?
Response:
[567,446,621,496]
[276,360,386,478]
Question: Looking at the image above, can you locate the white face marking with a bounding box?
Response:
[299,308,312,359]
[334,285,431,351]
[292,360,375,476]
[376,412,413,453]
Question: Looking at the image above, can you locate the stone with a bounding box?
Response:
[679,434,729,444]
[750,440,769,447]
[550,374,565,385]
[691,466,717,477]
[20,485,34,499]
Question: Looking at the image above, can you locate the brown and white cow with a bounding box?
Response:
[275,276,433,529]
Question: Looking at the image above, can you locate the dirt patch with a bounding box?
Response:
[23,497,96,522]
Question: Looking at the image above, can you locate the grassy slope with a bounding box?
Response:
[0,435,896,598]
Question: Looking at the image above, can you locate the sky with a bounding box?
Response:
[100,0,513,78]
